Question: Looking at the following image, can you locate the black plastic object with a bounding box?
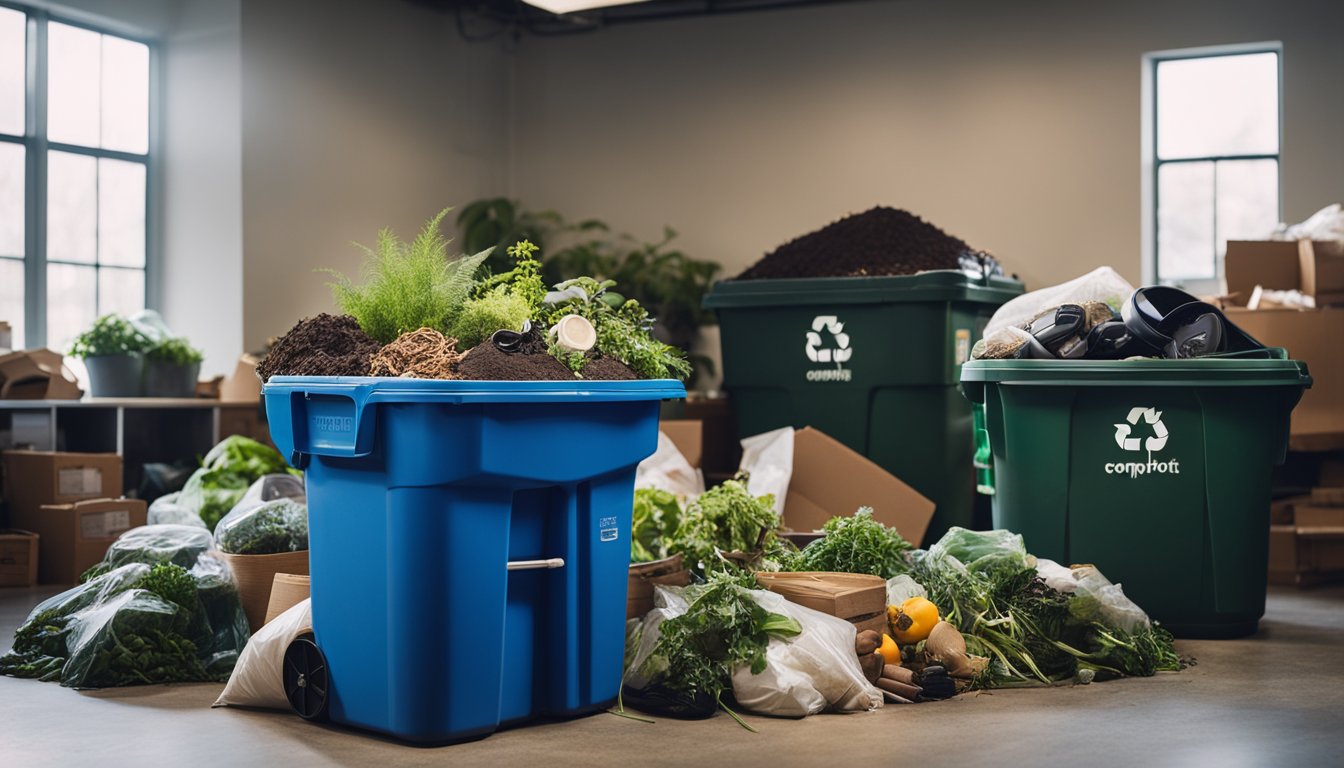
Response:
[284,632,330,721]
[490,319,533,353]
[1083,321,1156,360]
[619,683,718,720]
[916,665,957,700]
[1122,286,1263,359]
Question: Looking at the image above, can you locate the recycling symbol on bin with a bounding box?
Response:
[1113,407,1169,452]
[805,315,853,364]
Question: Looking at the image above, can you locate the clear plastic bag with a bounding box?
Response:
[81,524,214,581]
[730,589,882,717]
[147,491,206,528]
[191,552,252,673]
[1035,559,1150,633]
[60,588,203,688]
[213,474,308,555]
[982,267,1135,340]
[886,574,928,606]
[926,527,1034,575]
[213,598,312,710]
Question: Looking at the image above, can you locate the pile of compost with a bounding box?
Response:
[736,207,986,280]
[457,329,637,381]
[256,314,381,379]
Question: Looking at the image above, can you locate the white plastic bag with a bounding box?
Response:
[739,427,794,517]
[213,598,312,710]
[147,491,206,528]
[1269,203,1344,243]
[732,589,882,717]
[982,267,1135,340]
[886,574,927,606]
[623,585,690,691]
[635,431,705,499]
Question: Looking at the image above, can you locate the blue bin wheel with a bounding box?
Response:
[284,632,329,722]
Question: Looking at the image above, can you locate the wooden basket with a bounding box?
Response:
[627,553,690,619]
[754,571,887,630]
[218,550,309,632]
[264,573,311,625]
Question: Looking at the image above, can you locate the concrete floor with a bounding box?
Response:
[2,585,1342,767]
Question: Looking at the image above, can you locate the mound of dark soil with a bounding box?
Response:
[256,314,381,380]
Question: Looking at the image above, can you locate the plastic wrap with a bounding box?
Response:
[926,527,1034,575]
[81,524,214,581]
[635,431,705,499]
[177,436,293,530]
[213,474,308,555]
[982,267,1135,341]
[1035,559,1150,633]
[730,589,883,717]
[147,491,206,528]
[214,598,313,710]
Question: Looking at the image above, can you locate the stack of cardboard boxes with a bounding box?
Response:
[0,451,147,585]
[1269,459,1344,587]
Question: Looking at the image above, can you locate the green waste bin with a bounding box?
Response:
[960,354,1311,638]
[705,272,1023,543]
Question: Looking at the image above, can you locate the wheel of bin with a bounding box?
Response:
[283,632,329,721]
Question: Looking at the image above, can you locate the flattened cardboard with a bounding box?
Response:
[659,419,703,470]
[32,498,146,584]
[0,529,39,587]
[783,427,934,546]
[1224,307,1344,438]
[3,451,124,530]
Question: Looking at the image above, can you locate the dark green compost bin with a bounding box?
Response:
[960,353,1311,638]
[704,271,1023,543]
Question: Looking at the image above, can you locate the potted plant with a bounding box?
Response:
[143,337,204,398]
[68,314,152,397]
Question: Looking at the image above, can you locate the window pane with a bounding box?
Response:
[1216,159,1279,258]
[1157,52,1278,160]
[47,262,96,349]
[98,267,144,318]
[0,7,23,136]
[0,258,22,349]
[100,36,148,154]
[1158,161,1215,281]
[0,142,22,256]
[98,158,145,266]
[47,23,101,148]
[47,150,96,263]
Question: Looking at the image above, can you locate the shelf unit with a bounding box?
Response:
[0,398,272,496]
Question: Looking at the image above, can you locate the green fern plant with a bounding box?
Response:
[323,208,494,344]
[452,286,533,349]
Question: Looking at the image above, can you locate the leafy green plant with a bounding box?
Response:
[638,571,801,727]
[324,208,494,344]
[631,488,684,563]
[670,476,786,577]
[215,499,308,555]
[452,287,533,349]
[541,275,692,381]
[784,507,914,579]
[147,337,204,366]
[459,199,720,383]
[68,314,153,358]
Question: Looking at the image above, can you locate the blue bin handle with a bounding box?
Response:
[285,382,379,467]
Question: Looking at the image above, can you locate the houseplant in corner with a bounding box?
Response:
[68,314,152,397]
[144,337,204,398]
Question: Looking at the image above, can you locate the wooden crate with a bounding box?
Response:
[754,571,887,630]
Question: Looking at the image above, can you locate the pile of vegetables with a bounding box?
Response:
[630,478,793,578]
[177,436,295,530]
[213,474,309,556]
[780,516,1185,688]
[317,209,690,382]
[0,526,249,687]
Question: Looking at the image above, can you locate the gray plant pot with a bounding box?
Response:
[143,358,201,398]
[83,354,145,398]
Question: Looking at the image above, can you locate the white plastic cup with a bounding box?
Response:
[548,315,597,354]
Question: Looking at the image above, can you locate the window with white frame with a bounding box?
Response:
[0,4,151,351]
[1146,46,1281,291]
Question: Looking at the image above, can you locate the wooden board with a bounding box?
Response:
[754,571,886,620]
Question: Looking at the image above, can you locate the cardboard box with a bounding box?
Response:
[1270,495,1310,525]
[782,427,935,546]
[1267,524,1344,587]
[1226,239,1344,305]
[1311,487,1344,507]
[1224,307,1344,440]
[1294,505,1344,530]
[28,499,146,584]
[659,420,703,470]
[2,451,123,526]
[220,354,262,403]
[755,571,888,635]
[0,529,39,587]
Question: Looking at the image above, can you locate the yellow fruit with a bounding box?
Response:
[878,633,900,665]
[889,596,940,645]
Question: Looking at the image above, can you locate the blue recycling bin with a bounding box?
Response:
[263,376,685,744]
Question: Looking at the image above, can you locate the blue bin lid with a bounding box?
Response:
[263,376,687,405]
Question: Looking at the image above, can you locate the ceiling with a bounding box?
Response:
[413,0,885,39]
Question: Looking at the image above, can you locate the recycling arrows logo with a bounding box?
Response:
[1113,407,1169,453]
[805,316,853,364]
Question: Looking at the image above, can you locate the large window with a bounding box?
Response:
[0,4,152,351]
[1144,45,1281,291]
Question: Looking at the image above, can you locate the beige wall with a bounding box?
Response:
[238,0,510,350]
[509,0,1344,292]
